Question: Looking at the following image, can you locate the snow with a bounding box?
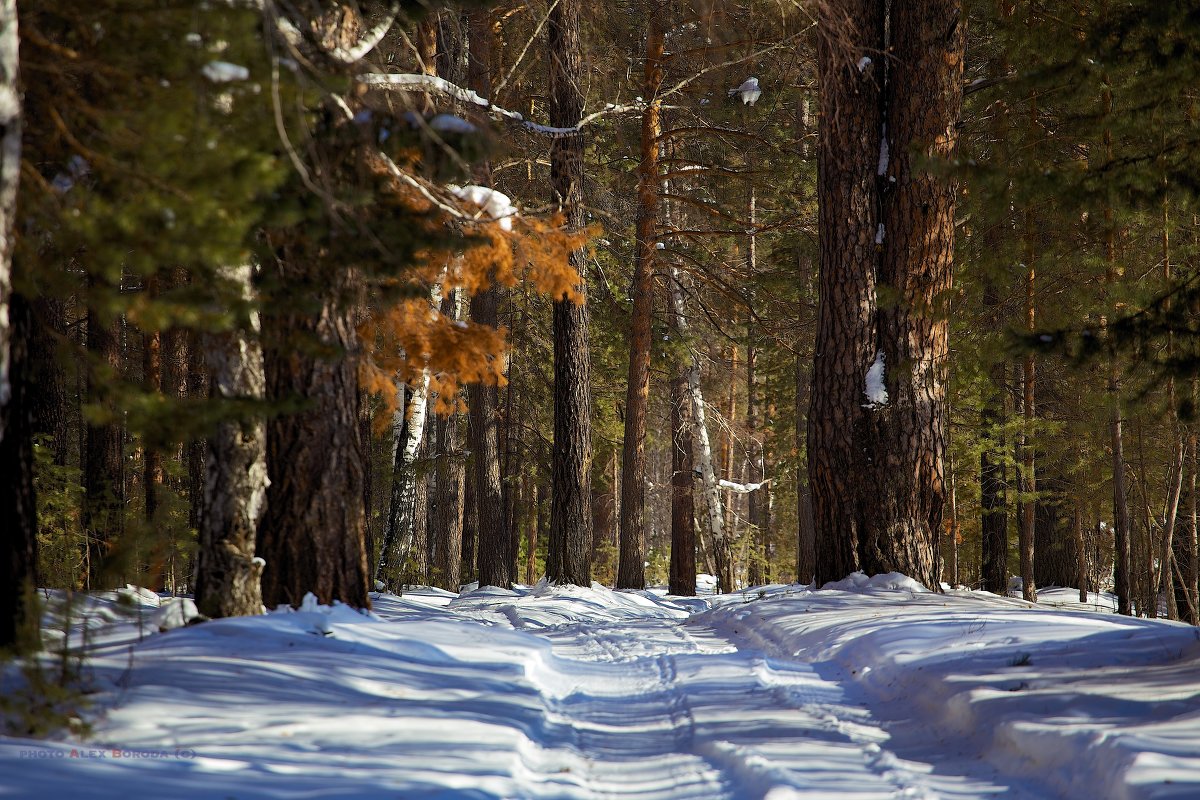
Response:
[449,184,518,231]
[4,580,1200,799]
[864,350,888,407]
[857,56,872,72]
[428,113,477,135]
[875,222,885,244]
[200,61,248,83]
[877,124,890,176]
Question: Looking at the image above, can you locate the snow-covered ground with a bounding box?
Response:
[2,575,1199,799]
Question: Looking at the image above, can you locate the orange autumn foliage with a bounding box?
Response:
[358,202,595,428]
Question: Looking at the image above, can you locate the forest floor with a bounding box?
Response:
[2,575,1199,799]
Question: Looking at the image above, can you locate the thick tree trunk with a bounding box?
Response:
[810,0,963,590]
[430,381,465,591]
[258,242,370,609]
[0,9,34,647]
[84,279,125,590]
[545,0,593,587]
[1033,470,1079,589]
[0,35,36,645]
[617,13,665,591]
[194,264,267,619]
[0,292,36,649]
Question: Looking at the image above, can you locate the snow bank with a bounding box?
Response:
[820,570,928,593]
[700,580,1200,800]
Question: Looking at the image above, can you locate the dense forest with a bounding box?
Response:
[3,0,1200,651]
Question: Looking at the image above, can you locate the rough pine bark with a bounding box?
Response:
[258,240,370,609]
[194,264,267,618]
[545,0,593,586]
[617,12,665,591]
[809,0,886,586]
[430,388,465,591]
[810,0,963,590]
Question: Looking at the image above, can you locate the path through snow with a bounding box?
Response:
[1,578,1198,799]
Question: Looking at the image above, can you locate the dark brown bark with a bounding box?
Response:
[84,277,125,590]
[669,369,696,595]
[258,239,370,609]
[194,265,266,619]
[546,0,593,587]
[431,406,465,591]
[617,12,664,591]
[468,294,510,588]
[1,293,38,650]
[810,0,962,591]
[809,0,884,586]
[1034,471,1079,589]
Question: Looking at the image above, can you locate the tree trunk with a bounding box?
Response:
[461,441,478,584]
[258,240,370,609]
[464,7,510,590]
[747,339,766,587]
[0,22,36,645]
[186,324,209,563]
[668,266,732,593]
[194,264,267,618]
[1033,469,1079,589]
[810,0,963,590]
[376,365,433,592]
[795,353,815,584]
[617,12,665,591]
[84,277,125,590]
[545,0,593,587]
[669,358,696,596]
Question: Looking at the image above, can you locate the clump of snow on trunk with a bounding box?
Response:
[864,350,888,407]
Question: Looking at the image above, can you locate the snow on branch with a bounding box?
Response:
[324,3,400,64]
[356,72,641,138]
[718,478,772,495]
